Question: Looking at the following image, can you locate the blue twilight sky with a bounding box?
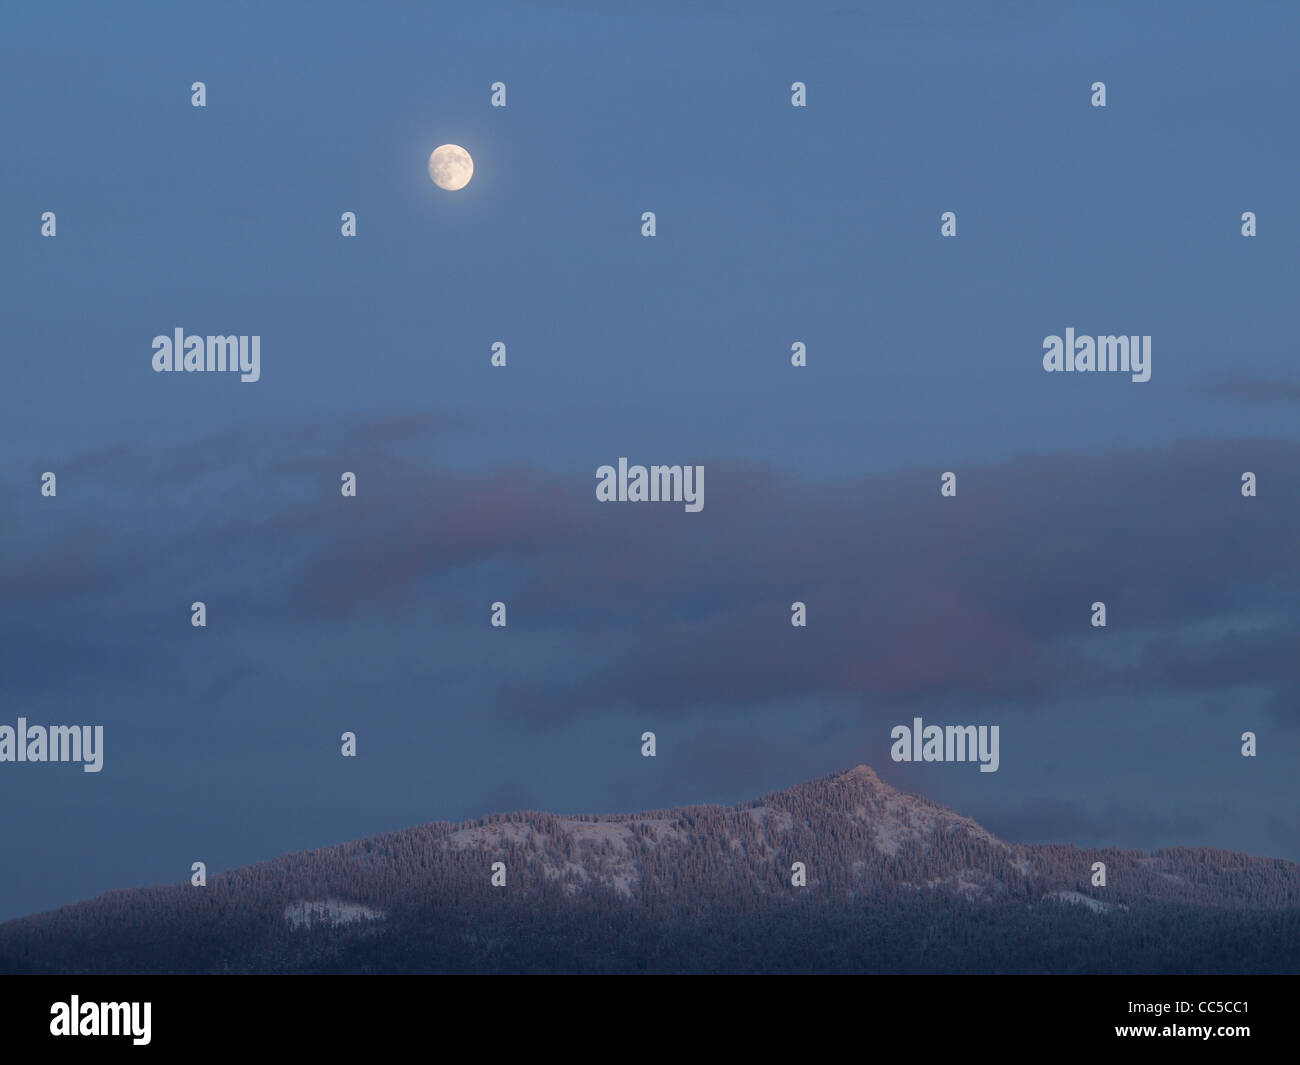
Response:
[1,0,1298,921]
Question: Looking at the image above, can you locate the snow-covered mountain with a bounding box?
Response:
[3,765,1298,973]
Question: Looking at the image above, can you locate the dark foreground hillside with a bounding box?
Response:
[229,894,1300,975]
[3,766,1298,974]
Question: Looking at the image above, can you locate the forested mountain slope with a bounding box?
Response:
[3,766,1297,973]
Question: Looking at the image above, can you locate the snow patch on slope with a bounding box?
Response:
[1042,891,1114,914]
[285,899,386,928]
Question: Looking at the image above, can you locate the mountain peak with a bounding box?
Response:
[790,763,893,796]
[839,764,883,783]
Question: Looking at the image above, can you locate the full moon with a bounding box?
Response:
[428,144,473,191]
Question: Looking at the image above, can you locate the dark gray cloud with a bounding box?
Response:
[9,424,1294,728]
[1197,373,1300,404]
